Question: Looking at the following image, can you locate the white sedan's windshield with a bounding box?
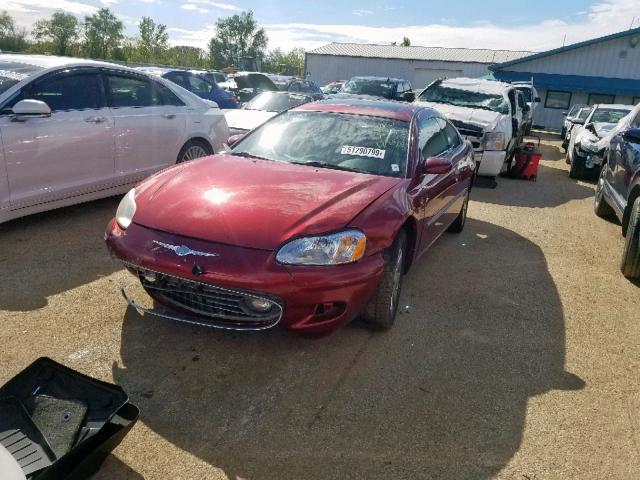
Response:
[0,62,44,95]
[232,111,409,177]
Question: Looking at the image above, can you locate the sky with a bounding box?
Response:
[3,0,640,53]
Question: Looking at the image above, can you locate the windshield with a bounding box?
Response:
[418,84,510,114]
[342,78,396,99]
[243,92,309,112]
[0,61,44,95]
[577,108,592,120]
[232,111,409,177]
[590,108,631,124]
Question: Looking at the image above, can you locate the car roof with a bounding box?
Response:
[294,98,433,121]
[439,77,511,94]
[593,103,634,110]
[0,53,127,70]
[349,76,406,83]
[136,66,185,75]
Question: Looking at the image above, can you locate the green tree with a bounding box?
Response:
[207,11,267,69]
[401,36,411,47]
[138,16,168,62]
[33,11,79,56]
[165,45,208,69]
[264,47,305,75]
[0,11,28,52]
[83,8,124,59]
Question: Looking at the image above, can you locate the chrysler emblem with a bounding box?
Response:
[152,240,219,257]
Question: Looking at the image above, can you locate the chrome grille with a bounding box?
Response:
[131,266,283,329]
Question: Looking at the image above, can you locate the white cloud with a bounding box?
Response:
[181,3,209,14]
[100,0,119,5]
[352,9,373,16]
[187,0,242,11]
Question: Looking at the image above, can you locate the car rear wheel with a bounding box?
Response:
[448,188,470,233]
[620,196,640,279]
[364,230,406,331]
[177,140,212,163]
[594,166,615,219]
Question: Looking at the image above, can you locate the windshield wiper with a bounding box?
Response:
[232,151,272,161]
[290,160,370,174]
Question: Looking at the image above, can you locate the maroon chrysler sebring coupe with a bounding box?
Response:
[105,99,475,334]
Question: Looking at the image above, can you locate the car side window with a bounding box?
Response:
[418,116,448,157]
[187,74,212,96]
[105,73,164,108]
[156,81,185,106]
[165,72,187,88]
[439,118,461,150]
[26,72,103,112]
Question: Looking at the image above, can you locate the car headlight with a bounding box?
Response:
[276,230,366,266]
[482,132,506,151]
[115,188,137,230]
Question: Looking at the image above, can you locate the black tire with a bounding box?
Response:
[177,139,212,163]
[364,230,407,331]
[448,188,470,233]
[569,151,585,179]
[594,167,615,219]
[620,196,640,279]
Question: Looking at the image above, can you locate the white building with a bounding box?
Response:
[305,43,533,91]
[490,27,640,130]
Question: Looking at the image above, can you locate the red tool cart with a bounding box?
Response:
[502,137,542,181]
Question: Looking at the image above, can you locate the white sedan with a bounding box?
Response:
[0,54,229,224]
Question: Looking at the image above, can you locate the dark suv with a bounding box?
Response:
[594,103,640,279]
[335,76,415,102]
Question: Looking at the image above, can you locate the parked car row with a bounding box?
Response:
[0,54,229,224]
[591,102,640,279]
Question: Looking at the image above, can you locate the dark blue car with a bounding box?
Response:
[138,67,239,109]
[594,104,640,279]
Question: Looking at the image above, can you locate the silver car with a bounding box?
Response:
[0,54,229,224]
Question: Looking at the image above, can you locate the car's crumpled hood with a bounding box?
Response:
[415,101,506,132]
[576,122,617,151]
[133,154,401,250]
[222,109,277,131]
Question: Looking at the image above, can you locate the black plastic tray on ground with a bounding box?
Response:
[0,357,139,479]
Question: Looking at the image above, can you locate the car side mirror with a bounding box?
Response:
[227,133,247,147]
[403,91,415,102]
[574,118,586,125]
[622,128,640,144]
[421,156,453,175]
[12,99,51,121]
[562,111,568,116]
[534,97,541,103]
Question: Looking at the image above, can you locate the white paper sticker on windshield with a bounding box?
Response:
[391,164,399,172]
[341,145,385,159]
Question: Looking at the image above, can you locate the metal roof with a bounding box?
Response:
[307,43,534,65]
[490,26,640,70]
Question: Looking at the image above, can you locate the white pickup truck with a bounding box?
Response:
[415,78,525,177]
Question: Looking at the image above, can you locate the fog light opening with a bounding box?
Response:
[245,297,273,313]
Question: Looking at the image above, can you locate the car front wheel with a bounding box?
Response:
[620,196,640,279]
[569,149,585,179]
[364,230,407,330]
[594,166,615,219]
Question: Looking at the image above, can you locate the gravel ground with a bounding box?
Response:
[0,133,638,479]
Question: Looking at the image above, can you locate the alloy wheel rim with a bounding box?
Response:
[182,145,208,162]
[390,248,403,316]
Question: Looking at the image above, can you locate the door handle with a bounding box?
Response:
[162,113,176,119]
[84,116,105,123]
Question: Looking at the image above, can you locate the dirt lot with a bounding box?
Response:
[1,133,638,479]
